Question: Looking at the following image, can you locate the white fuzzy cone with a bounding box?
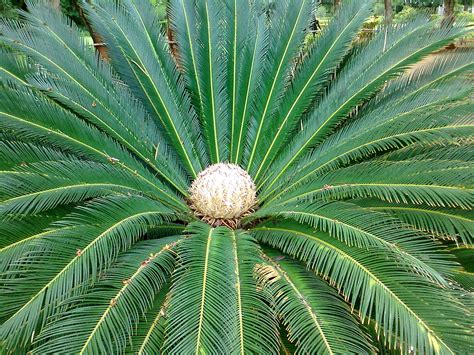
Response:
[189,163,256,219]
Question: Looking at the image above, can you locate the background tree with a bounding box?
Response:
[444,0,455,17]
[50,0,59,10]
[384,0,393,25]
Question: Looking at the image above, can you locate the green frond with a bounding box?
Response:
[82,0,206,176]
[165,222,278,354]
[252,220,472,354]
[0,223,81,325]
[31,237,179,354]
[262,80,473,199]
[274,160,473,211]
[167,0,204,123]
[126,285,170,355]
[451,270,474,292]
[0,212,56,249]
[264,17,469,191]
[0,195,173,350]
[0,159,187,217]
[228,229,279,354]
[371,47,474,106]
[0,84,129,164]
[0,140,76,169]
[0,6,189,191]
[220,0,265,164]
[357,200,473,246]
[170,0,229,162]
[383,139,474,163]
[0,85,186,209]
[0,209,71,273]
[257,250,373,354]
[0,172,129,218]
[0,48,32,85]
[164,222,236,353]
[252,200,456,284]
[245,0,313,171]
[253,0,374,181]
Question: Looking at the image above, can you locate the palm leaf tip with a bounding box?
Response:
[0,0,472,354]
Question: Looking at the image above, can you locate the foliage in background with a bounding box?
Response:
[0,0,21,19]
[1,0,472,26]
[0,0,168,24]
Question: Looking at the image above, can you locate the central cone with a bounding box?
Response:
[189,163,256,221]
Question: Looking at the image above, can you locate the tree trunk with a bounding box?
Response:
[14,0,27,11]
[50,0,60,10]
[442,0,455,27]
[463,0,468,12]
[167,24,180,67]
[384,0,393,26]
[74,0,109,61]
[443,0,455,18]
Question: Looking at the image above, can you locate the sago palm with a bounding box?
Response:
[1,0,473,353]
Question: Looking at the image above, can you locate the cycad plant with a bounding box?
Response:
[0,0,473,353]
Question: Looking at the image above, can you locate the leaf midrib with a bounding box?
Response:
[280,182,469,206]
[195,228,213,354]
[231,231,244,355]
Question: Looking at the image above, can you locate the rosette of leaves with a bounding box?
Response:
[0,0,473,354]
